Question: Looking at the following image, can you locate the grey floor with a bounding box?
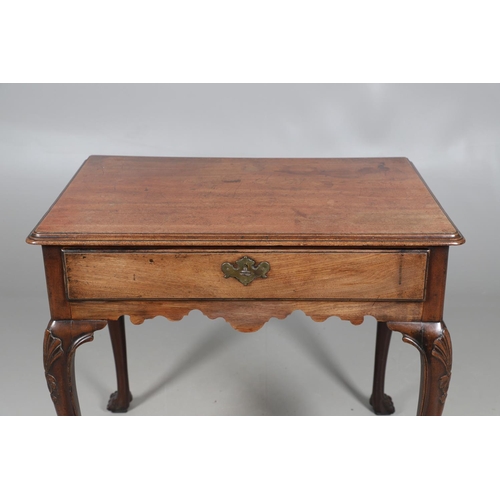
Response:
[1,293,496,416]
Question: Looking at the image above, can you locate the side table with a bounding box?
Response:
[27,156,464,415]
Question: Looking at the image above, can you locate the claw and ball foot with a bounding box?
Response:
[369,393,395,416]
[370,322,395,415]
[107,390,133,413]
[107,316,133,413]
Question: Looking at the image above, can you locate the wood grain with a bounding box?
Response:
[43,319,107,415]
[388,321,452,416]
[27,156,464,247]
[28,156,464,415]
[422,246,449,321]
[63,249,428,301]
[42,246,71,318]
[69,299,424,333]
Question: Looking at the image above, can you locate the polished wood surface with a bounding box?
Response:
[27,156,464,247]
[107,317,132,413]
[29,156,464,416]
[43,319,107,416]
[64,249,428,300]
[370,322,395,415]
[388,321,452,416]
[69,299,425,333]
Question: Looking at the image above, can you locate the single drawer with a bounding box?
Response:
[63,249,428,301]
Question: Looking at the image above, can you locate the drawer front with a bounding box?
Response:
[63,250,428,301]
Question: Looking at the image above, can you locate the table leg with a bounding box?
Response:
[107,316,133,413]
[43,319,107,416]
[387,321,452,416]
[370,322,395,415]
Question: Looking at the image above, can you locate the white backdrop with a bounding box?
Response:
[3,0,500,487]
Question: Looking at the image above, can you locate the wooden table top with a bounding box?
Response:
[27,156,464,247]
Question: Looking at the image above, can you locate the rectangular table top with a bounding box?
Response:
[27,156,464,247]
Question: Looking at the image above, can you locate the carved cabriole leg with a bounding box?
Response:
[370,322,395,415]
[43,319,107,416]
[107,316,133,413]
[387,321,452,416]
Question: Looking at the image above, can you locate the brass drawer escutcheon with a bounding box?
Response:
[64,250,427,300]
[221,256,270,286]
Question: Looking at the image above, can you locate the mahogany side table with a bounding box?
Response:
[27,156,464,416]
